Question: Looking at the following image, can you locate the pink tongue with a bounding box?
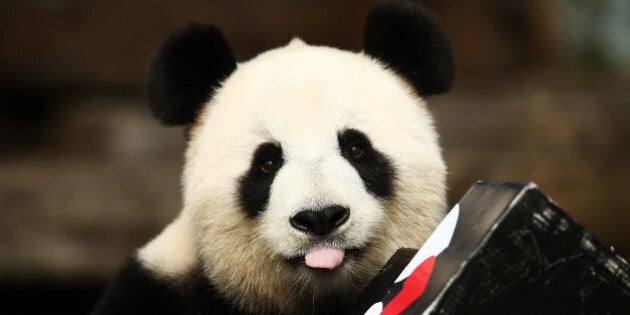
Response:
[305,247,345,269]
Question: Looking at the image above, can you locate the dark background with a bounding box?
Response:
[1,0,629,313]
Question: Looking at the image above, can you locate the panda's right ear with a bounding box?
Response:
[148,24,236,126]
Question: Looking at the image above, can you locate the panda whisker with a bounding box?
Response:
[341,272,361,292]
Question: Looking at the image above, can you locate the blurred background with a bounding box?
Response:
[1,0,628,313]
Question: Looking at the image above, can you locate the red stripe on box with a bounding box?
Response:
[381,255,436,315]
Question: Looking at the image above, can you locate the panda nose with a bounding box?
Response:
[290,206,350,236]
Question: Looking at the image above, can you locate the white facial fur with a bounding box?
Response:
[140,38,447,314]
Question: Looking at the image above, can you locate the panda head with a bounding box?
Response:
[143,1,453,314]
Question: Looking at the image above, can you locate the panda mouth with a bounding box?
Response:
[305,246,345,269]
[288,246,365,270]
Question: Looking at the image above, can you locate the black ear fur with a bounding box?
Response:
[148,24,236,126]
[364,0,454,97]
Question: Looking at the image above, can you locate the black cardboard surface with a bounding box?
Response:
[351,181,630,315]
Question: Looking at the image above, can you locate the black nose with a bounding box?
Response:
[289,206,350,236]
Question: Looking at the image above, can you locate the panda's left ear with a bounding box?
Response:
[363,1,454,97]
[148,23,236,126]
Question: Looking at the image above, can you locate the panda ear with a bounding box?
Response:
[148,23,236,126]
[363,1,454,97]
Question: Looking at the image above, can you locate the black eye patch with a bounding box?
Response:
[237,142,284,217]
[338,129,396,198]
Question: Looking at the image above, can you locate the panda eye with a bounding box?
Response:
[347,144,364,159]
[252,142,283,174]
[260,159,277,173]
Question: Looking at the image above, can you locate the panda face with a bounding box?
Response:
[180,41,446,313]
[254,126,391,261]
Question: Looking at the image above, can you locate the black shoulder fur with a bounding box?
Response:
[92,258,244,315]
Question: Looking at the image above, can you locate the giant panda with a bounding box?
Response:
[93,1,454,314]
